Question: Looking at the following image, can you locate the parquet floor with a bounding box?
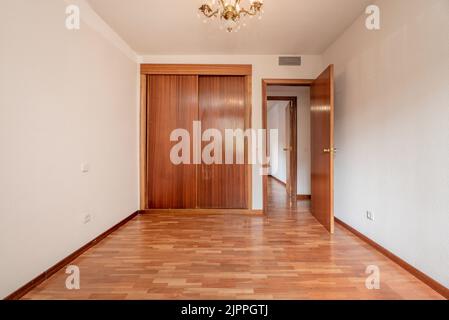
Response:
[23,178,444,299]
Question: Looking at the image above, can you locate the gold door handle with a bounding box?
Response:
[323,148,337,154]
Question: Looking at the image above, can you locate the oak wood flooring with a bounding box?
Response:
[23,178,444,299]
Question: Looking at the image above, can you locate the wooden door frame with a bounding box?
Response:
[262,79,313,213]
[266,96,298,202]
[140,64,253,212]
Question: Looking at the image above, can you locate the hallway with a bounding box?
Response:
[23,178,443,299]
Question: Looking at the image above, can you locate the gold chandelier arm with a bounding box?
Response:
[239,8,257,16]
[239,1,263,17]
[204,10,220,18]
[199,4,219,18]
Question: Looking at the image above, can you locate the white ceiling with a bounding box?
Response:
[87,0,371,55]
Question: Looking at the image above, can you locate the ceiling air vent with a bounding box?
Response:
[278,56,302,66]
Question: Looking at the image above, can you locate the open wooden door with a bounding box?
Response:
[310,65,334,233]
[284,101,297,208]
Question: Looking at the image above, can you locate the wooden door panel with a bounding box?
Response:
[285,101,298,208]
[198,76,248,209]
[146,75,198,209]
[310,65,334,232]
[285,103,292,196]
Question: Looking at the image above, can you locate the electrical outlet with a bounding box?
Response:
[81,163,90,173]
[366,211,374,221]
[83,213,92,224]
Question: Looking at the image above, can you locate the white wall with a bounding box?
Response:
[0,0,139,298]
[140,55,323,209]
[1,0,446,298]
[267,101,288,183]
[323,0,449,287]
[267,86,311,195]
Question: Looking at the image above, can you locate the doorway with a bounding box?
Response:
[262,65,335,233]
[267,96,298,208]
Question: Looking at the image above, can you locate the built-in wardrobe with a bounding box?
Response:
[140,64,252,211]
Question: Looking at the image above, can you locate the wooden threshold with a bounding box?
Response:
[335,217,449,299]
[141,209,263,216]
[4,211,140,300]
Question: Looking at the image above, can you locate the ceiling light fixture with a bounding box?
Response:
[198,0,264,33]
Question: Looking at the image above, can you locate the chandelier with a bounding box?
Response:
[198,0,264,33]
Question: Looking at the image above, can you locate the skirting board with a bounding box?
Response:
[335,217,449,300]
[4,211,140,300]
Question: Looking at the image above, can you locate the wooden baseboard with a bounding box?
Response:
[141,209,264,216]
[4,211,140,300]
[335,217,449,300]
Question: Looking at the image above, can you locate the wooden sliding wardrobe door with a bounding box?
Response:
[146,75,198,209]
[198,76,248,209]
